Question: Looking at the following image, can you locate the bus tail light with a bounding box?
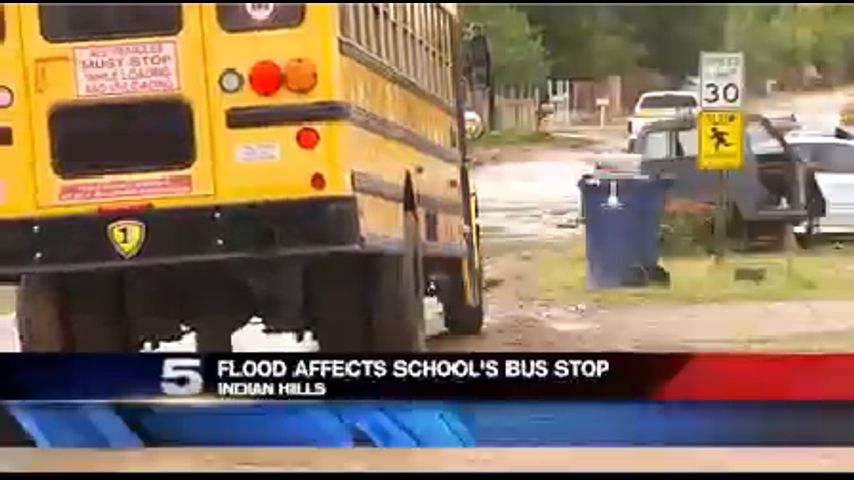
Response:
[310,172,326,191]
[296,127,320,149]
[249,60,283,96]
[0,87,14,108]
[283,58,317,93]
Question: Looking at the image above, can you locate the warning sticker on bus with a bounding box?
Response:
[58,175,192,202]
[73,41,180,97]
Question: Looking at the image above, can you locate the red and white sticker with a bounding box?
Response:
[73,41,180,98]
[59,175,192,202]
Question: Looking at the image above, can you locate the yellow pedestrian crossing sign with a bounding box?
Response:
[698,110,744,170]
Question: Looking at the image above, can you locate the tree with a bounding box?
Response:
[461,4,549,86]
[621,5,726,80]
[504,4,854,88]
[811,5,854,83]
[522,5,643,79]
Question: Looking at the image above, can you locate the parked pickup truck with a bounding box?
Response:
[627,91,699,152]
[634,115,815,250]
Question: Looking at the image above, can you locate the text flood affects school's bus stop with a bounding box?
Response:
[579,174,671,289]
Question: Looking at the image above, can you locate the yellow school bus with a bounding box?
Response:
[3,3,485,352]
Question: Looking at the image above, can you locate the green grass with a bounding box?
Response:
[531,241,854,307]
[472,130,596,149]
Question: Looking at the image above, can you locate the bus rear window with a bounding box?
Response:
[39,5,182,43]
[217,3,305,33]
[49,100,195,178]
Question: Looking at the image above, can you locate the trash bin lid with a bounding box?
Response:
[581,172,651,186]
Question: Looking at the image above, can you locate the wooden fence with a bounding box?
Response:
[494,85,541,132]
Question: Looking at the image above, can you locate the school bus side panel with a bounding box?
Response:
[0,5,37,218]
[337,4,464,249]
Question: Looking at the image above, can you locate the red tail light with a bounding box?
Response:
[310,173,326,191]
[249,60,283,96]
[296,127,320,149]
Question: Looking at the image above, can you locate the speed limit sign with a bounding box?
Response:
[699,52,744,110]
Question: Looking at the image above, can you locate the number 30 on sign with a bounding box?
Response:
[700,52,744,110]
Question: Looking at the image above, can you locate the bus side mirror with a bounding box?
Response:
[465,33,491,89]
[465,111,485,141]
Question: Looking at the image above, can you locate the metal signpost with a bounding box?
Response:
[698,51,745,261]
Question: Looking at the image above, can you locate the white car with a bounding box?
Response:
[787,133,854,239]
[627,91,699,151]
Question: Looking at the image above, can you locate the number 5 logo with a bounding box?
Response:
[161,358,204,396]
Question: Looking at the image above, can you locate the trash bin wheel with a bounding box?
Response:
[623,265,650,288]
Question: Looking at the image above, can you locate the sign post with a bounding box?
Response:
[699,51,745,262]
[596,98,609,128]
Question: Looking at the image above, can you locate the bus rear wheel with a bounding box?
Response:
[441,261,484,335]
[16,272,133,352]
[309,211,426,352]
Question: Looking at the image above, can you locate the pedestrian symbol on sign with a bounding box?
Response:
[709,126,733,152]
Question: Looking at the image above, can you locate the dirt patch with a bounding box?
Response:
[430,234,854,353]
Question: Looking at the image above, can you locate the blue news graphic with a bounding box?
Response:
[5,402,474,448]
[13,401,854,447]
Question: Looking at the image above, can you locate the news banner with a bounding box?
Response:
[0,353,691,401]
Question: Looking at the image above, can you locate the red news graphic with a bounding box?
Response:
[653,354,854,401]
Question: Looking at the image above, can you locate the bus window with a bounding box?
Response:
[217,3,304,33]
[39,4,182,43]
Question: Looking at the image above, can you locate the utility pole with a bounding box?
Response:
[713,4,736,263]
[724,4,736,51]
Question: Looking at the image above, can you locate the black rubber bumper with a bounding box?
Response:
[0,197,361,275]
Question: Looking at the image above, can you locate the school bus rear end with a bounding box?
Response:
[4,3,484,353]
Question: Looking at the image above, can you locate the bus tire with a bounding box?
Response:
[17,272,132,352]
[368,211,426,352]
[307,255,371,352]
[194,326,234,352]
[442,262,484,335]
[308,212,426,352]
[16,274,66,352]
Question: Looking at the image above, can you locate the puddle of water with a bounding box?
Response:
[474,159,593,242]
[550,321,597,333]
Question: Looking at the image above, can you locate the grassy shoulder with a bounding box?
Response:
[472,130,596,150]
[526,240,854,307]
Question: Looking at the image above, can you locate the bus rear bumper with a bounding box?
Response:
[0,197,362,278]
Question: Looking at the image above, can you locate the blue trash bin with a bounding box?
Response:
[579,174,670,289]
